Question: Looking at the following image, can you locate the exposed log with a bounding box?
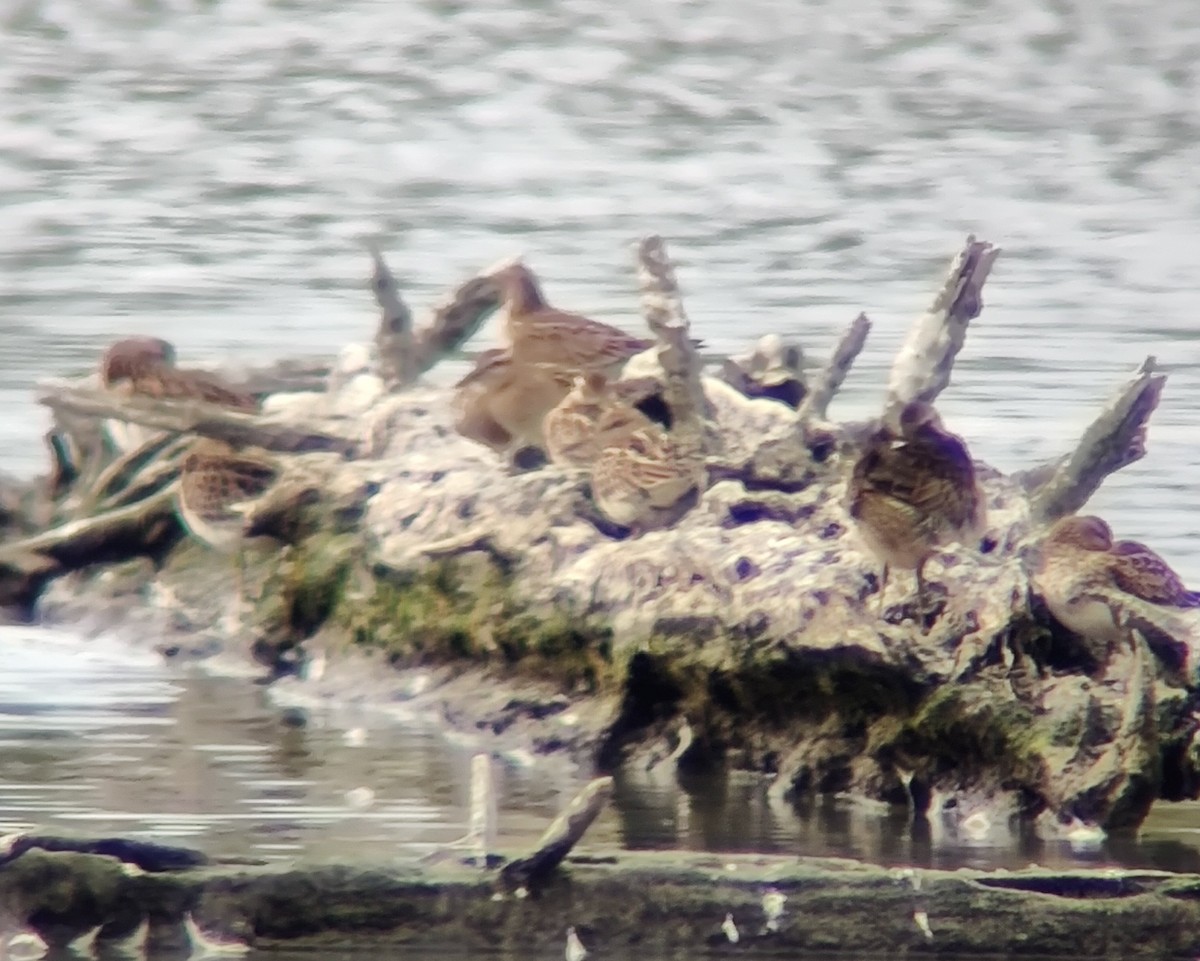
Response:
[3,842,1200,958]
[75,430,180,517]
[1024,356,1167,523]
[499,776,614,893]
[368,246,508,388]
[798,312,872,421]
[883,236,1001,422]
[369,241,417,389]
[37,384,358,457]
[0,487,179,611]
[0,487,178,568]
[633,236,714,456]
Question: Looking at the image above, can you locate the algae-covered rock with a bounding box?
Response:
[16,236,1200,841]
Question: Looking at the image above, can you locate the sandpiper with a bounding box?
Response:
[1033,514,1200,645]
[543,372,657,468]
[452,347,572,456]
[590,423,705,530]
[100,336,177,387]
[175,437,279,630]
[490,261,657,377]
[848,400,986,610]
[129,365,258,411]
[100,337,257,411]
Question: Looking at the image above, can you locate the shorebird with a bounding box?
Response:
[175,437,279,629]
[100,336,177,387]
[543,372,657,468]
[452,347,573,456]
[847,400,986,611]
[1033,514,1200,645]
[490,261,659,377]
[129,364,257,411]
[100,337,257,411]
[590,422,705,530]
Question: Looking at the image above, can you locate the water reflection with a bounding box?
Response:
[4,624,1199,877]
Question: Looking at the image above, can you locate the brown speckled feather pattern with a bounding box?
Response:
[848,403,985,573]
[130,366,258,412]
[1034,514,1200,642]
[101,337,177,386]
[543,374,655,467]
[176,438,277,551]
[591,424,704,526]
[492,262,653,375]
[1109,540,1200,607]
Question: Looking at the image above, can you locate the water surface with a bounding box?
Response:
[1,0,1199,574]
[3,624,1200,877]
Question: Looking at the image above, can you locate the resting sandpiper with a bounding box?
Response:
[1033,514,1200,645]
[848,400,986,611]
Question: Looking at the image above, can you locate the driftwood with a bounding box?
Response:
[499,776,614,893]
[1024,356,1168,522]
[369,241,417,388]
[369,246,506,389]
[633,236,713,456]
[798,312,872,421]
[3,838,1200,958]
[883,236,1001,421]
[9,233,1195,847]
[37,384,358,457]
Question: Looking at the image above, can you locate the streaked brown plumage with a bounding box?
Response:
[451,347,573,455]
[1033,514,1200,643]
[176,438,278,552]
[129,366,258,411]
[591,423,705,529]
[101,337,177,387]
[848,400,986,609]
[543,372,656,468]
[100,337,257,412]
[491,262,656,376]
[174,437,282,629]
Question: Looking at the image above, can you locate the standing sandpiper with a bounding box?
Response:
[848,400,986,612]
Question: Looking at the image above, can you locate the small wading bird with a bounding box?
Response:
[451,347,573,457]
[100,336,177,387]
[175,437,280,628]
[1033,514,1200,645]
[590,420,705,531]
[101,337,257,412]
[490,261,664,377]
[543,372,658,468]
[848,399,986,612]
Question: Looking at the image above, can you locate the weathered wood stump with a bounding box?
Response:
[4,235,1197,848]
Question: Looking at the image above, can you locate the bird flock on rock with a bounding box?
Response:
[83,255,1198,644]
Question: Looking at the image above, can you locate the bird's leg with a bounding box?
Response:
[221,543,249,637]
[876,564,890,616]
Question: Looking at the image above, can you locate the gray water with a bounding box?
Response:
[3,1,1200,951]
[4,623,1200,876]
[1,0,1200,574]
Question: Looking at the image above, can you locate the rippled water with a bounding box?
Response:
[3,4,1200,951]
[3,623,1200,880]
[2,0,1199,573]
